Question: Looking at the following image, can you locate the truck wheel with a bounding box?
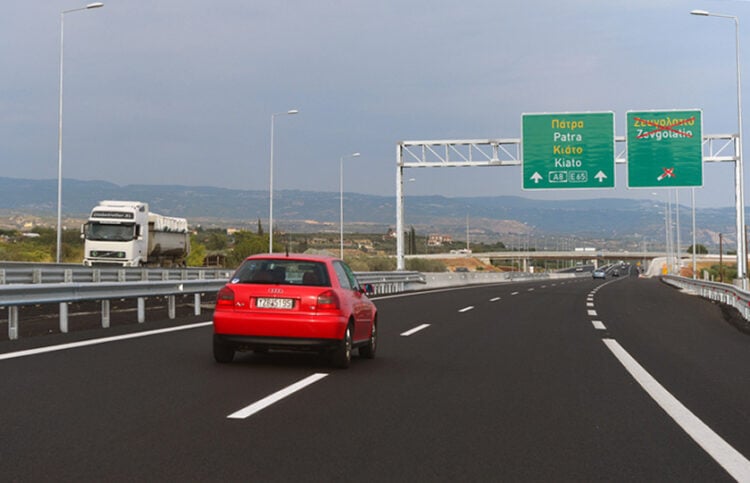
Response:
[213,336,235,363]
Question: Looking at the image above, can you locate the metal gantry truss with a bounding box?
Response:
[396,133,739,270]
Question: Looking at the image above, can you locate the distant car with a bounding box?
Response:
[592,269,606,279]
[612,269,620,277]
[212,254,377,368]
[455,267,469,272]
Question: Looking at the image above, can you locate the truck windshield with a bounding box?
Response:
[86,223,136,242]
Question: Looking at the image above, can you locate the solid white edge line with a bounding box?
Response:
[602,339,750,481]
[401,324,430,337]
[591,320,606,330]
[227,373,329,420]
[0,322,213,361]
[459,306,474,313]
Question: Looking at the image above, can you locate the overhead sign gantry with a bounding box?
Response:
[522,112,615,190]
[626,109,703,188]
[395,117,736,270]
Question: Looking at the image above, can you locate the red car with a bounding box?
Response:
[212,254,377,368]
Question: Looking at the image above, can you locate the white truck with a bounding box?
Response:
[82,200,190,267]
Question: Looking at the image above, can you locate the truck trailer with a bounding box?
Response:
[82,200,190,267]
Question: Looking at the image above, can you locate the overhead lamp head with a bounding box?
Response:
[287,109,299,115]
[690,9,710,16]
[86,2,104,9]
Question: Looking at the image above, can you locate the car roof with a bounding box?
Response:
[243,253,339,263]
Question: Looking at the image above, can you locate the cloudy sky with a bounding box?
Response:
[3,0,750,208]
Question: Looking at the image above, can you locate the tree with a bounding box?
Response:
[408,226,417,255]
[257,218,264,236]
[687,244,708,254]
[204,231,228,251]
[186,242,207,267]
[227,230,267,266]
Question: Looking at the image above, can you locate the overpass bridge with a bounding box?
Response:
[406,250,666,265]
[408,251,734,278]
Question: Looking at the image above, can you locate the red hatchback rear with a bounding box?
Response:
[212,254,377,368]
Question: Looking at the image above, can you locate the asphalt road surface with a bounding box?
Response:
[1,270,749,481]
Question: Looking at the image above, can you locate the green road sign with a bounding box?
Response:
[522,112,615,190]
[626,110,703,188]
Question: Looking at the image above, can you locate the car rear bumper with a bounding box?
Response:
[214,334,340,352]
[213,311,346,340]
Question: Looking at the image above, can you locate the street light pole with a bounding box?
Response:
[339,152,360,259]
[57,2,104,264]
[691,10,747,285]
[268,109,298,254]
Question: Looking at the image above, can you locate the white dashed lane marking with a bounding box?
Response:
[401,324,431,337]
[227,373,329,420]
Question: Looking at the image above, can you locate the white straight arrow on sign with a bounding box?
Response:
[595,171,607,183]
[530,172,543,184]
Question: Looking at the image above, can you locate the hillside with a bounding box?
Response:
[0,177,737,250]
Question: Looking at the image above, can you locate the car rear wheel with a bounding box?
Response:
[359,320,377,359]
[331,324,352,369]
[213,336,235,363]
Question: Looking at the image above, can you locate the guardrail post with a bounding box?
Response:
[137,298,145,323]
[8,307,18,340]
[59,302,68,333]
[0,269,5,285]
[93,269,101,283]
[101,300,110,328]
[118,270,126,283]
[194,293,201,316]
[64,269,73,283]
[33,269,42,284]
[181,270,188,280]
[168,296,176,319]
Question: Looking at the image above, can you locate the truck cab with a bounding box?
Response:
[82,201,150,267]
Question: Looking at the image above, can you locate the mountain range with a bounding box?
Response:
[0,177,739,250]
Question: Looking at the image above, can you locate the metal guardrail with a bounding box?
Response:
[662,275,750,322]
[0,267,572,341]
[1,279,227,340]
[0,262,232,285]
[355,271,426,294]
[0,269,426,340]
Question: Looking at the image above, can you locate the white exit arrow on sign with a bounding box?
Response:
[595,171,607,182]
[530,172,543,184]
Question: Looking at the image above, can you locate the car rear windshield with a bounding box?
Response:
[230,259,331,287]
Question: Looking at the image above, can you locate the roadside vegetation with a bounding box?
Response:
[0,227,82,263]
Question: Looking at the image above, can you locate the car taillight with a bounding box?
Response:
[316,290,340,311]
[216,286,235,309]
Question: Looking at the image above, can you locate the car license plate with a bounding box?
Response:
[256,297,294,309]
